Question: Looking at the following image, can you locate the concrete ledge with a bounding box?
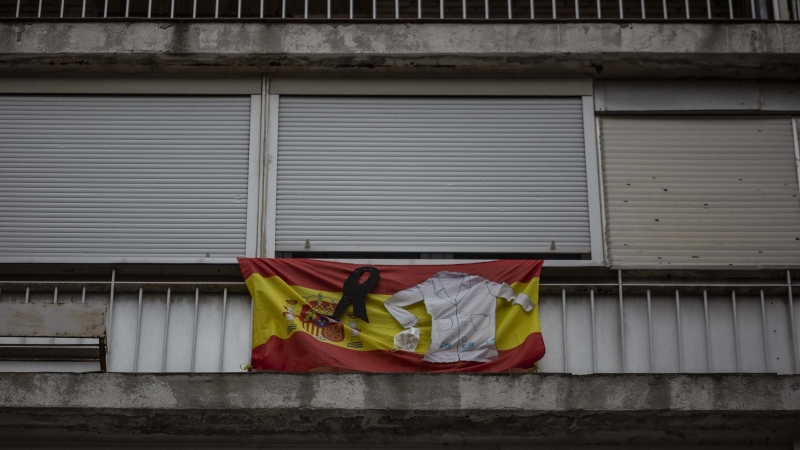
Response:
[0,372,798,445]
[0,22,799,77]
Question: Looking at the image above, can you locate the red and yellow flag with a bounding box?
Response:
[239,258,544,372]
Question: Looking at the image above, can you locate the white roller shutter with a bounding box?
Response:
[600,116,800,266]
[0,96,253,261]
[275,96,591,254]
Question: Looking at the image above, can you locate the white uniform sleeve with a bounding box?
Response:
[383,285,425,329]
[486,280,534,312]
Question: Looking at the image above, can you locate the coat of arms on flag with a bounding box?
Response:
[239,258,545,372]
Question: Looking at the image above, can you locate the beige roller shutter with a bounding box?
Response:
[600,116,800,266]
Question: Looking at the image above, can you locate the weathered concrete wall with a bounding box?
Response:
[0,21,799,78]
[0,372,798,445]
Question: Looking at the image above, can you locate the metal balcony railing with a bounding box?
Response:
[0,0,795,20]
[1,268,798,374]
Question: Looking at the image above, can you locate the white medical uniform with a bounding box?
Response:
[383,271,534,363]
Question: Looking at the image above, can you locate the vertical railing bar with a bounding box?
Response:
[327,0,330,17]
[396,0,400,19]
[132,288,143,373]
[760,290,771,373]
[215,0,219,18]
[191,287,199,373]
[676,290,683,373]
[50,286,58,344]
[732,290,741,373]
[219,288,228,372]
[82,287,88,348]
[81,287,89,349]
[509,0,513,18]
[788,271,799,374]
[562,289,568,373]
[38,0,42,17]
[21,287,29,345]
[685,0,689,17]
[162,288,171,373]
[464,0,467,18]
[619,0,623,18]
[552,0,556,18]
[662,0,667,17]
[260,0,264,18]
[487,0,491,18]
[703,290,712,373]
[441,0,444,18]
[728,0,733,18]
[104,0,109,17]
[374,0,377,18]
[304,0,308,18]
[239,0,242,18]
[16,0,20,18]
[591,289,597,374]
[640,0,645,18]
[597,0,601,17]
[19,286,31,344]
[350,0,353,18]
[107,270,115,361]
[647,289,654,373]
[575,0,579,18]
[248,295,255,370]
[618,270,626,373]
[419,0,423,18]
[171,0,175,18]
[148,0,152,17]
[751,0,756,17]
[281,0,286,18]
[707,0,711,18]
[61,0,65,18]
[531,0,535,17]
[125,0,129,18]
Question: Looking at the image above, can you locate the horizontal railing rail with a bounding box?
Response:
[0,0,793,20]
[1,268,798,374]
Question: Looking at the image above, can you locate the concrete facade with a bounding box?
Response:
[1,9,800,448]
[0,21,800,78]
[0,372,799,446]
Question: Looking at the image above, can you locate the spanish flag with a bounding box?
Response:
[239,258,544,372]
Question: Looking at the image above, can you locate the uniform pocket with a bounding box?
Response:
[435,318,454,331]
[470,314,490,331]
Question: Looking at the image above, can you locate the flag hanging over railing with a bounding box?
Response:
[239,258,544,372]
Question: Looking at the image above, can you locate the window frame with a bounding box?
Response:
[260,80,605,266]
[0,77,263,264]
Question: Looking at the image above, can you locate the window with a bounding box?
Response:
[263,82,603,262]
[0,94,261,263]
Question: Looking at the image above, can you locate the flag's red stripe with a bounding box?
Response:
[250,332,545,373]
[239,258,542,295]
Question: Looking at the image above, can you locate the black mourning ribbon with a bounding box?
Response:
[330,266,380,323]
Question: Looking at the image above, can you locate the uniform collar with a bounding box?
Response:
[431,271,472,302]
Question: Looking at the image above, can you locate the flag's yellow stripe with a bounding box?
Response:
[246,274,540,353]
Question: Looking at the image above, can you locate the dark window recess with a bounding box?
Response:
[279,252,588,260]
